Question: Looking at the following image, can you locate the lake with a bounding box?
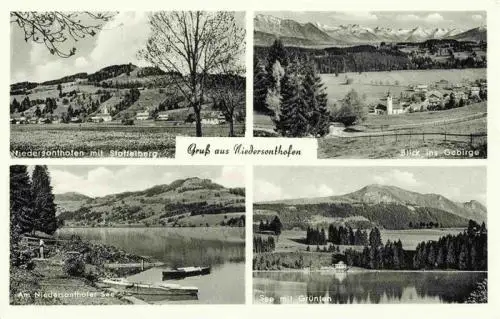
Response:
[254,271,486,304]
[56,227,245,304]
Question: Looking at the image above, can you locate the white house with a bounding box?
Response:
[469,86,480,97]
[415,84,428,93]
[201,111,226,125]
[328,122,345,135]
[427,90,443,107]
[156,111,170,121]
[91,105,113,122]
[334,261,348,272]
[135,110,150,120]
[90,114,112,123]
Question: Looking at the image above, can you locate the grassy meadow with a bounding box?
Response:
[11,122,244,158]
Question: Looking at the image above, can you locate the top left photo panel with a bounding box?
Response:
[10,11,247,158]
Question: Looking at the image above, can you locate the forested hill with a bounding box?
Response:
[56,177,245,226]
[256,184,486,230]
[254,43,486,74]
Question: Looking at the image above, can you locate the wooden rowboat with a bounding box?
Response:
[162,266,211,280]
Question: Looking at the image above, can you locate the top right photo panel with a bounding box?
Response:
[253,11,487,159]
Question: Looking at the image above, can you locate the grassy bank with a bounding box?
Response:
[10,236,152,305]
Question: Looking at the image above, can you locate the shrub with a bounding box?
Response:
[63,257,86,277]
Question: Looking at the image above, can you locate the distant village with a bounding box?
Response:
[371,78,487,115]
[10,83,228,126]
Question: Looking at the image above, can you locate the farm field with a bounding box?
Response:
[318,133,486,159]
[11,123,244,158]
[255,228,465,254]
[319,103,487,159]
[320,68,486,105]
[361,102,486,130]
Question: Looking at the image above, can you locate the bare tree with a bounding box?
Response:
[11,11,114,58]
[140,11,245,137]
[211,73,245,136]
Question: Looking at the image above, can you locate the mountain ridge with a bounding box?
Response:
[259,184,486,223]
[55,177,245,226]
[254,14,486,46]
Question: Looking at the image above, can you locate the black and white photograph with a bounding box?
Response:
[10,11,246,158]
[9,165,245,304]
[253,166,487,304]
[253,11,487,158]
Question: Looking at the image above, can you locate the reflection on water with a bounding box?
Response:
[56,227,245,304]
[128,263,245,304]
[56,227,245,267]
[254,271,487,304]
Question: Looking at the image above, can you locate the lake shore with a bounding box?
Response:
[10,236,155,305]
[253,268,488,273]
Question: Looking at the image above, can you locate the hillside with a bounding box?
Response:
[56,177,245,226]
[256,184,486,229]
[10,64,244,123]
[254,14,486,46]
[448,26,487,42]
[55,192,93,214]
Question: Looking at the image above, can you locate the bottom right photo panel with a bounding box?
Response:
[253,166,487,304]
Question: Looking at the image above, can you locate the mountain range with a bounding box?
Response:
[254,14,487,46]
[55,177,245,226]
[257,184,486,229]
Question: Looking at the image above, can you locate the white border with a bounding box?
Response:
[2,0,499,318]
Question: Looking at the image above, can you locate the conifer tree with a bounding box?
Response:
[253,56,272,114]
[274,68,309,137]
[10,165,34,234]
[10,98,20,114]
[302,63,330,136]
[267,39,288,72]
[31,165,58,234]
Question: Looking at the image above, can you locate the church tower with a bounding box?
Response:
[386,93,393,115]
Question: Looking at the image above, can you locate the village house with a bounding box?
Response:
[90,105,113,123]
[426,90,443,107]
[469,86,480,97]
[135,110,150,120]
[37,118,51,124]
[201,111,226,125]
[155,111,170,121]
[90,114,112,123]
[373,104,386,115]
[11,116,27,124]
[414,84,428,93]
[334,261,348,272]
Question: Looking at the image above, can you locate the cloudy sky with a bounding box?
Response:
[43,165,245,197]
[11,11,245,83]
[254,166,486,204]
[259,11,486,30]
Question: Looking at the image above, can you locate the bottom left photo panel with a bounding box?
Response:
[9,165,246,305]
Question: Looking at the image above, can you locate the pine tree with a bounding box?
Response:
[267,39,288,71]
[302,63,330,137]
[21,96,31,112]
[31,165,58,235]
[254,57,272,114]
[11,98,20,113]
[446,241,457,268]
[10,165,34,234]
[274,68,309,137]
[458,243,469,270]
